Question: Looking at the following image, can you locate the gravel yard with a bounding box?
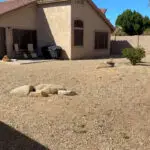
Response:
[0,56,150,150]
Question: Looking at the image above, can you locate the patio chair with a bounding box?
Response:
[23,53,28,59]
[14,44,22,58]
[14,44,19,53]
[27,44,37,59]
[14,44,29,59]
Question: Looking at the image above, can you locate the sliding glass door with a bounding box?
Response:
[13,29,37,50]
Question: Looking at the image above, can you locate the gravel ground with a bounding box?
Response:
[0,56,150,150]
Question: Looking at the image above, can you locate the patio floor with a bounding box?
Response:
[0,59,51,65]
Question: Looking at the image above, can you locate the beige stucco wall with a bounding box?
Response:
[0,3,37,57]
[37,2,71,59]
[111,36,150,55]
[71,1,111,59]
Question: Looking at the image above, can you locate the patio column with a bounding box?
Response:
[5,27,14,58]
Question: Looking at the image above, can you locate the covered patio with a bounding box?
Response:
[0,27,6,58]
[12,28,37,59]
[0,27,38,59]
[0,29,38,60]
[0,0,38,59]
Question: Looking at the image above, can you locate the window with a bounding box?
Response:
[74,20,84,46]
[13,29,37,49]
[94,32,108,49]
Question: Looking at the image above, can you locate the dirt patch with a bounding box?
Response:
[0,56,150,149]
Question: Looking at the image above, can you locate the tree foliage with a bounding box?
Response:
[143,16,150,30]
[116,10,150,35]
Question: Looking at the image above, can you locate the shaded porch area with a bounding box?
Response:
[0,27,6,58]
[0,27,38,59]
[13,29,37,59]
[12,29,37,58]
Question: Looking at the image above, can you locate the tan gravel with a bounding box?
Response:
[0,56,150,150]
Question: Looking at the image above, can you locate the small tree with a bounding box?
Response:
[122,47,145,65]
[116,10,146,35]
[143,16,150,30]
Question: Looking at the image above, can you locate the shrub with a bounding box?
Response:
[122,47,145,65]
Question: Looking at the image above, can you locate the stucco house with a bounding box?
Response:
[0,0,114,60]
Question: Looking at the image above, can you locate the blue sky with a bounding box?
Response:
[94,0,150,25]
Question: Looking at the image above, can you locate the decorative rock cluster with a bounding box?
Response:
[96,59,115,69]
[10,84,77,97]
[106,59,115,67]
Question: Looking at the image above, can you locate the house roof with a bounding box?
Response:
[0,0,36,15]
[37,0,68,4]
[0,0,69,15]
[0,0,114,32]
[87,0,114,32]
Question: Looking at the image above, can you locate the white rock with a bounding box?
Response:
[58,90,77,96]
[10,85,35,96]
[35,84,49,91]
[35,84,66,94]
[29,90,48,97]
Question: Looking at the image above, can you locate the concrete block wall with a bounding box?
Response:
[111,36,150,55]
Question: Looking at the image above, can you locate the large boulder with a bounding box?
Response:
[35,84,66,94]
[10,85,35,96]
[29,90,48,97]
[35,84,49,91]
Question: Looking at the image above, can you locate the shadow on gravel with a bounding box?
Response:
[0,121,49,150]
[137,62,150,66]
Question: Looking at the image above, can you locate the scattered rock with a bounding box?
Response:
[29,90,48,97]
[106,59,115,67]
[96,63,112,69]
[121,132,130,139]
[35,84,66,94]
[73,123,87,134]
[10,84,77,97]
[10,85,35,96]
[58,90,77,96]
[96,60,115,69]
[2,55,11,62]
[73,128,87,134]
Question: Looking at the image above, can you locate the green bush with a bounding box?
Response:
[122,47,145,65]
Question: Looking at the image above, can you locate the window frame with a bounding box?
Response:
[94,30,109,50]
[73,19,84,47]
